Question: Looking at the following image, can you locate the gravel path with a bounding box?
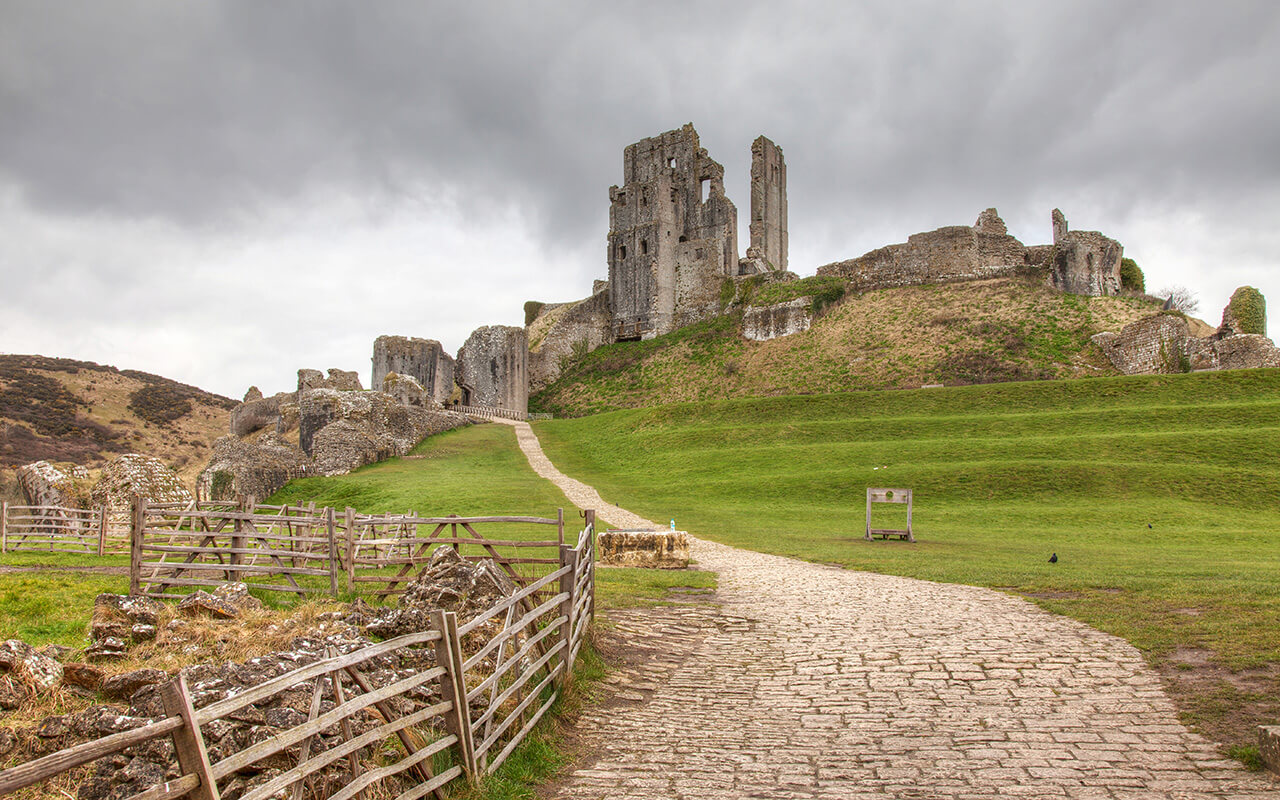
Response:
[497,419,1277,798]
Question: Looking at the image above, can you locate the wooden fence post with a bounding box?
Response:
[97,504,108,556]
[129,495,147,596]
[344,508,356,593]
[325,506,338,597]
[159,674,220,800]
[1,500,7,554]
[557,508,564,546]
[431,610,477,779]
[558,544,578,686]
[584,509,596,626]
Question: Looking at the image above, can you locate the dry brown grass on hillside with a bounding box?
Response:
[531,277,1174,415]
[0,355,235,492]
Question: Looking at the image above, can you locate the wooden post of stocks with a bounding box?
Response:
[1,501,8,554]
[129,495,147,596]
[558,544,578,686]
[325,506,338,597]
[864,488,872,542]
[97,504,108,556]
[160,674,220,800]
[584,509,596,626]
[431,610,477,779]
[344,508,357,593]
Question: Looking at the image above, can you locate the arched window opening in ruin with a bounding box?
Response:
[700,178,709,203]
[641,191,648,207]
[679,235,688,243]
[668,157,677,168]
[640,239,648,255]
[619,245,626,259]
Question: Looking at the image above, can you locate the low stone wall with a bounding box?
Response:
[598,530,690,569]
[742,297,813,341]
[1261,725,1280,776]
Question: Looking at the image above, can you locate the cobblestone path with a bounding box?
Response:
[497,420,1277,798]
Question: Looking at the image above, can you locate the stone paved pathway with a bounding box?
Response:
[496,419,1278,798]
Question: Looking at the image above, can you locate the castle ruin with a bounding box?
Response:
[607,124,788,341]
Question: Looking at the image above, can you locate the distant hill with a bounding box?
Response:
[0,354,236,500]
[531,276,1178,417]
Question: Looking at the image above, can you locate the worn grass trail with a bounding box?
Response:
[509,418,1278,798]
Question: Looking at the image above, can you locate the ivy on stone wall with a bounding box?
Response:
[1226,286,1266,335]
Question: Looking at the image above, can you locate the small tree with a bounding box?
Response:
[1119,257,1144,293]
[1158,285,1200,316]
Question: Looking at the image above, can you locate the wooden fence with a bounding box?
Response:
[129,500,581,605]
[0,502,115,555]
[343,509,566,599]
[0,514,596,800]
[444,403,528,422]
[131,499,336,598]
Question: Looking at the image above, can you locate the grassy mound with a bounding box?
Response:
[532,276,1165,417]
[534,368,1280,754]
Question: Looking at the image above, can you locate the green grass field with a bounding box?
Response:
[533,368,1280,754]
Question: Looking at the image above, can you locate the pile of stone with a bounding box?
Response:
[0,564,529,800]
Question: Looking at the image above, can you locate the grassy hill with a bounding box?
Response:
[533,368,1280,758]
[532,276,1177,417]
[0,354,236,499]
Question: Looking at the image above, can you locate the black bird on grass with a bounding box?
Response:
[1049,552,1058,564]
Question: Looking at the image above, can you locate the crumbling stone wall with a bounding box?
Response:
[526,289,612,393]
[742,298,813,342]
[15,461,92,507]
[607,124,740,340]
[371,336,456,405]
[91,453,193,513]
[1093,287,1280,374]
[816,209,1030,291]
[297,368,363,396]
[1049,209,1122,296]
[747,135,788,272]
[1091,314,1192,374]
[817,207,1123,299]
[456,326,528,414]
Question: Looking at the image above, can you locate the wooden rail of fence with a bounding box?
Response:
[344,508,566,599]
[0,512,597,800]
[132,499,337,598]
[0,502,116,555]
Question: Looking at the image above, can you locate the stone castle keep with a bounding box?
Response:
[607,124,789,341]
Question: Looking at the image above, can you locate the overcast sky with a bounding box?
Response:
[2,1,1278,398]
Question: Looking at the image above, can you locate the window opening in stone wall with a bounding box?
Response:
[700,178,709,203]
[670,189,678,204]
[617,191,625,203]
[619,245,626,259]
[640,239,648,255]
[668,157,677,168]
[679,235,688,243]
[641,190,648,207]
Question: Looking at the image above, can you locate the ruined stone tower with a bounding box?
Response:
[607,124,739,340]
[371,335,455,406]
[747,136,787,271]
[455,326,528,415]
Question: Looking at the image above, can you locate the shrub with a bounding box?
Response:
[1120,258,1145,293]
[128,384,193,426]
[524,301,546,326]
[1225,286,1266,335]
